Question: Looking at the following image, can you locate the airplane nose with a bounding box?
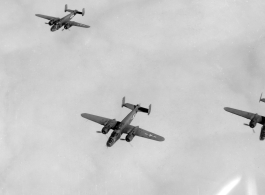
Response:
[50,26,57,32]
[106,141,112,147]
[107,138,114,147]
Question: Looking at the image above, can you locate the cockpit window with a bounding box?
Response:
[111,132,118,137]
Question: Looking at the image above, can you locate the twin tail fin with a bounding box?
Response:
[122,97,151,115]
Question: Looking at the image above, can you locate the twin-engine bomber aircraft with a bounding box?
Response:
[35,4,90,32]
[224,93,265,140]
[81,97,165,147]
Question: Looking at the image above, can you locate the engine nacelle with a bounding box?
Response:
[260,126,265,140]
[64,24,72,29]
[125,126,139,142]
[48,20,56,26]
[249,119,258,128]
[125,133,135,142]
[102,119,117,134]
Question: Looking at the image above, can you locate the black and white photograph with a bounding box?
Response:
[1,0,265,194]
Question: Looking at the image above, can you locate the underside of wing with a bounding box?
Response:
[81,113,110,126]
[123,125,165,141]
[224,107,265,125]
[68,21,90,28]
[35,14,60,21]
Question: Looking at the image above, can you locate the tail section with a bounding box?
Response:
[148,104,151,115]
[122,97,125,107]
[121,97,151,115]
[65,4,71,12]
[65,4,85,16]
[260,93,265,103]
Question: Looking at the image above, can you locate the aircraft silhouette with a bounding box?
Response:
[36,4,90,32]
[224,93,265,140]
[81,97,165,147]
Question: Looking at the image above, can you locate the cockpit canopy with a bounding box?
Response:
[111,132,119,138]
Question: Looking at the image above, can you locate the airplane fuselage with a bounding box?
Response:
[106,105,140,147]
[51,12,77,32]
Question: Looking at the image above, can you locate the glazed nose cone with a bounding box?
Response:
[51,26,57,32]
[106,138,114,147]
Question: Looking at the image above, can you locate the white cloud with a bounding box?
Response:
[1,0,265,194]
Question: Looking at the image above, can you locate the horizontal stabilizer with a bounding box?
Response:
[65,4,85,16]
[122,97,134,110]
[139,104,151,115]
[65,4,74,12]
[123,103,135,110]
[138,107,148,113]
[122,97,151,115]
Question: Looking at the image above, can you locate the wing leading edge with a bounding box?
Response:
[35,14,59,21]
[68,21,90,28]
[122,125,165,141]
[224,107,265,125]
[81,113,165,141]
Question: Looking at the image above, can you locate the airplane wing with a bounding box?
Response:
[35,14,60,21]
[81,113,110,126]
[67,21,90,28]
[123,125,165,141]
[224,107,265,124]
[81,113,164,141]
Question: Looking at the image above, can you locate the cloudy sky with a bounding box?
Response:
[1,0,265,194]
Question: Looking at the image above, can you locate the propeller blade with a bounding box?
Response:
[244,124,255,133]
[97,131,108,138]
[120,138,133,147]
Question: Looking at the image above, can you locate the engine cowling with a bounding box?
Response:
[260,126,265,140]
[249,119,258,128]
[64,24,72,29]
[125,126,139,142]
[102,119,117,134]
[125,133,135,142]
[48,20,56,26]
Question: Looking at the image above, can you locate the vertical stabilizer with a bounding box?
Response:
[122,97,125,107]
[64,4,74,13]
[148,104,151,115]
[260,93,265,103]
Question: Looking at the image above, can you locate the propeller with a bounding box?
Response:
[120,138,133,147]
[96,131,108,137]
[244,124,255,133]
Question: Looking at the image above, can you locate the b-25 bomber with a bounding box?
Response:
[36,4,90,32]
[81,97,165,147]
[224,93,265,140]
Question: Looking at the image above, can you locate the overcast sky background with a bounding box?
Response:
[1,0,265,194]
